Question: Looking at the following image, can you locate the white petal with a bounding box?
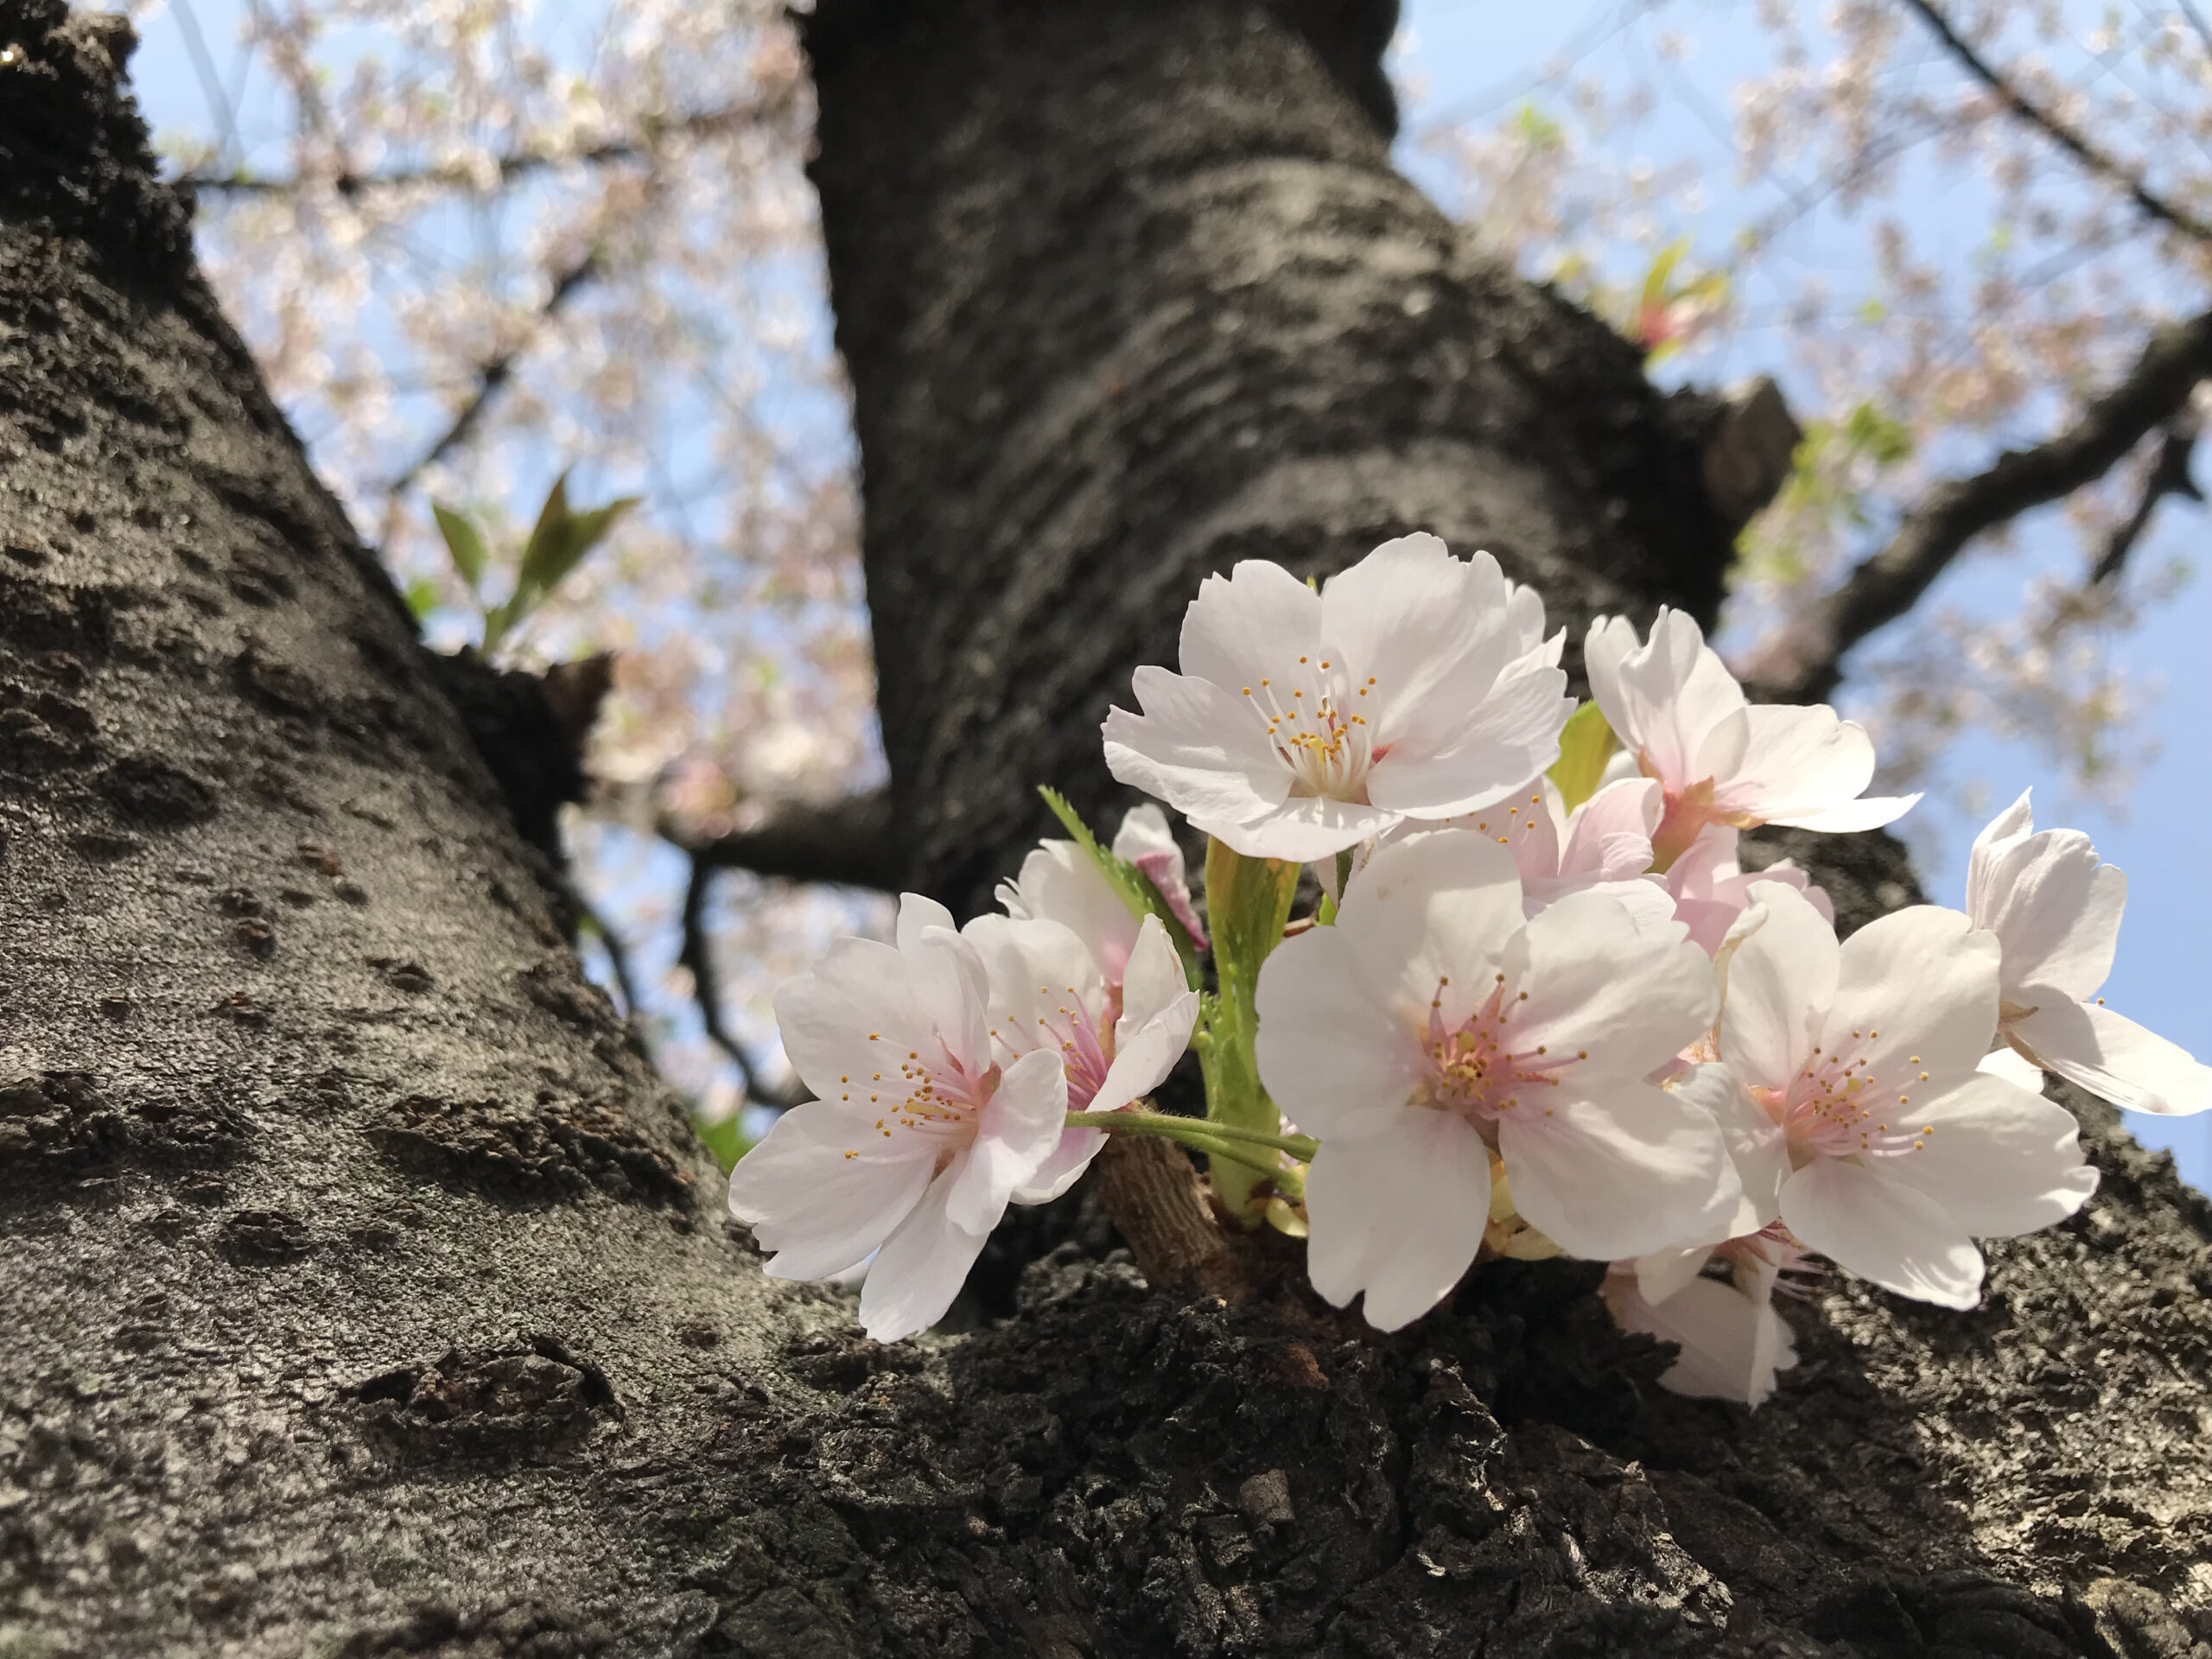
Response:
[857,1167,991,1342]
[1254,919,1431,1140]
[2017,999,2212,1116]
[896,893,959,951]
[1767,792,1921,833]
[1966,788,2037,922]
[1587,608,1745,787]
[1671,1059,1788,1230]
[1207,791,1403,861]
[1110,802,1181,866]
[1877,1071,2097,1236]
[1367,645,1573,817]
[1328,830,1523,1027]
[1977,1046,2048,1092]
[943,1048,1070,1234]
[1302,1108,1492,1331]
[905,921,993,1073]
[998,841,1139,982]
[1121,913,1191,1026]
[965,913,1107,1046]
[1605,1272,1793,1407]
[1974,828,2124,1002]
[772,938,936,1099]
[1714,703,1877,822]
[1560,776,1662,880]
[1780,1158,1983,1309]
[1103,665,1289,828]
[1509,889,1719,1082]
[1178,559,1323,693]
[728,1099,933,1281]
[1634,1244,1715,1305]
[1010,1127,1107,1206]
[1497,1081,1739,1262]
[1826,905,2000,1090]
[1095,986,1201,1116]
[1321,537,1511,753]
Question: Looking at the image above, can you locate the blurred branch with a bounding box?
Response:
[685,789,901,891]
[679,856,810,1112]
[182,99,785,197]
[2087,427,2201,588]
[1742,309,2212,702]
[384,244,603,500]
[1900,0,2212,245]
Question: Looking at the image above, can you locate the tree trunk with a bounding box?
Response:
[3,3,2208,1656]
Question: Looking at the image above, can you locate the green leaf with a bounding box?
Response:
[514,475,639,612]
[400,575,442,624]
[431,501,490,593]
[694,1111,754,1174]
[1036,786,1204,989]
[1549,700,1618,812]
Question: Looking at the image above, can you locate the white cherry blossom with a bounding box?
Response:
[1253,831,1738,1330]
[1713,882,2097,1310]
[964,911,1201,1204]
[1585,607,1918,865]
[1103,535,1573,861]
[730,894,1069,1342]
[1967,791,2212,1117]
[1603,1236,1802,1408]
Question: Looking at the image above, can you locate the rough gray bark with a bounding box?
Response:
[2,3,2209,1657]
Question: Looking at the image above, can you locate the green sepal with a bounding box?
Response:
[1548,699,1619,813]
[1035,786,1204,990]
[1195,836,1300,1222]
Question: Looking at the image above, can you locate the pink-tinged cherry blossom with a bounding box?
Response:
[964,911,1201,1205]
[1967,791,2212,1118]
[1713,881,2097,1310]
[729,894,1069,1342]
[1253,831,1738,1330]
[1667,822,1834,957]
[1102,535,1573,861]
[1585,607,1919,868]
[995,805,1204,969]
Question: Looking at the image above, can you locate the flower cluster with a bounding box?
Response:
[732,534,2209,1402]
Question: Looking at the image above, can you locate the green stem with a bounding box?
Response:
[1065,1109,1317,1161]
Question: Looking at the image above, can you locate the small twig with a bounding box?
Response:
[385,245,603,501]
[1742,308,2212,702]
[182,98,788,197]
[680,854,809,1111]
[1899,0,2212,245]
[2088,426,2201,588]
[683,789,901,891]
[570,886,643,1020]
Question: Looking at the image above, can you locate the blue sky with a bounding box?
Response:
[122,0,2212,1187]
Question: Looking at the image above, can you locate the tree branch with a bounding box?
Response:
[383,243,602,500]
[181,99,787,198]
[685,788,902,891]
[2087,425,2201,588]
[1742,308,2212,702]
[1899,0,2212,245]
[678,854,810,1111]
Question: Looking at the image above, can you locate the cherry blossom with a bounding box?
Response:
[995,805,1203,972]
[1667,822,1834,957]
[1253,831,1738,1330]
[1713,882,2096,1310]
[1102,535,1573,861]
[1603,1234,1802,1408]
[1967,791,2212,1119]
[964,912,1202,1205]
[729,894,1069,1341]
[1585,607,1918,866]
